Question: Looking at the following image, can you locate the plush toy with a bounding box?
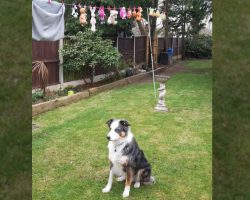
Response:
[71,4,78,18]
[98,6,106,24]
[160,12,166,21]
[127,7,132,19]
[90,6,96,32]
[155,9,161,18]
[132,7,137,18]
[119,7,127,19]
[79,5,87,26]
[136,7,143,21]
[149,7,155,16]
[107,9,118,25]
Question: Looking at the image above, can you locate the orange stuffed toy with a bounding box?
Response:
[132,7,137,18]
[79,5,87,26]
[136,7,143,21]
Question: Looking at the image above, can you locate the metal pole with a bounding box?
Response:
[147,8,157,99]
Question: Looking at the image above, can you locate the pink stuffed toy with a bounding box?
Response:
[127,7,132,19]
[119,7,127,19]
[98,6,106,24]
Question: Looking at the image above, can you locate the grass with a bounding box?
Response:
[213,1,250,199]
[185,60,212,69]
[32,60,212,200]
[0,1,31,199]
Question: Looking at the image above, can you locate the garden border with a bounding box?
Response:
[32,67,165,116]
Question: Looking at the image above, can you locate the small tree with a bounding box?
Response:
[60,29,121,84]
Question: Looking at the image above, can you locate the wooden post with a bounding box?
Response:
[146,36,149,65]
[116,37,119,50]
[133,36,136,68]
[153,33,158,66]
[59,39,64,87]
[177,37,179,60]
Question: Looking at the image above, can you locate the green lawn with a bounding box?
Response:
[33,61,212,200]
[185,60,212,69]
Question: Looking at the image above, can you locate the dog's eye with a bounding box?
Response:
[115,128,121,133]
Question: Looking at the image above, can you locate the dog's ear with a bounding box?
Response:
[120,120,130,127]
[106,119,114,127]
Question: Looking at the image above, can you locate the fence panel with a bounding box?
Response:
[117,37,134,63]
[172,38,177,56]
[158,38,165,55]
[32,40,60,88]
[135,36,147,64]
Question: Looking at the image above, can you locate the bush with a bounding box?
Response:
[185,35,212,58]
[32,90,44,103]
[60,29,121,83]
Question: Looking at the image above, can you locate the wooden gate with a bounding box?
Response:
[32,40,60,88]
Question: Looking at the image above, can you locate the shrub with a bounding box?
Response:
[32,61,48,95]
[32,90,44,103]
[185,35,212,58]
[60,29,121,84]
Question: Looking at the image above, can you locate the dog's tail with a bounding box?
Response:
[143,176,156,185]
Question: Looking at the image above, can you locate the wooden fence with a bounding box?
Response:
[117,36,147,66]
[32,37,182,88]
[32,40,60,87]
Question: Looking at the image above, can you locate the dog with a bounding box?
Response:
[102,119,155,198]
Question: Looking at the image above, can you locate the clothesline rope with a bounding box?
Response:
[49,0,165,11]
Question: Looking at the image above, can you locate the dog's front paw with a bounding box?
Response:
[117,176,125,182]
[102,186,111,193]
[122,190,130,198]
[134,182,140,188]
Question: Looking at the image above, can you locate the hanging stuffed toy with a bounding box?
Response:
[98,6,106,24]
[71,4,78,18]
[132,7,137,18]
[79,5,87,26]
[160,12,166,21]
[119,7,127,19]
[127,7,132,19]
[90,6,96,32]
[155,9,161,18]
[136,7,143,21]
[149,7,155,17]
[107,9,118,25]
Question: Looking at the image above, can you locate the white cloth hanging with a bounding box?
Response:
[32,0,65,41]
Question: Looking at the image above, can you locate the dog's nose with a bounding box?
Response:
[106,136,110,141]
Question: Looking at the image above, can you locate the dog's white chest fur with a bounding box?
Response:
[108,142,126,177]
